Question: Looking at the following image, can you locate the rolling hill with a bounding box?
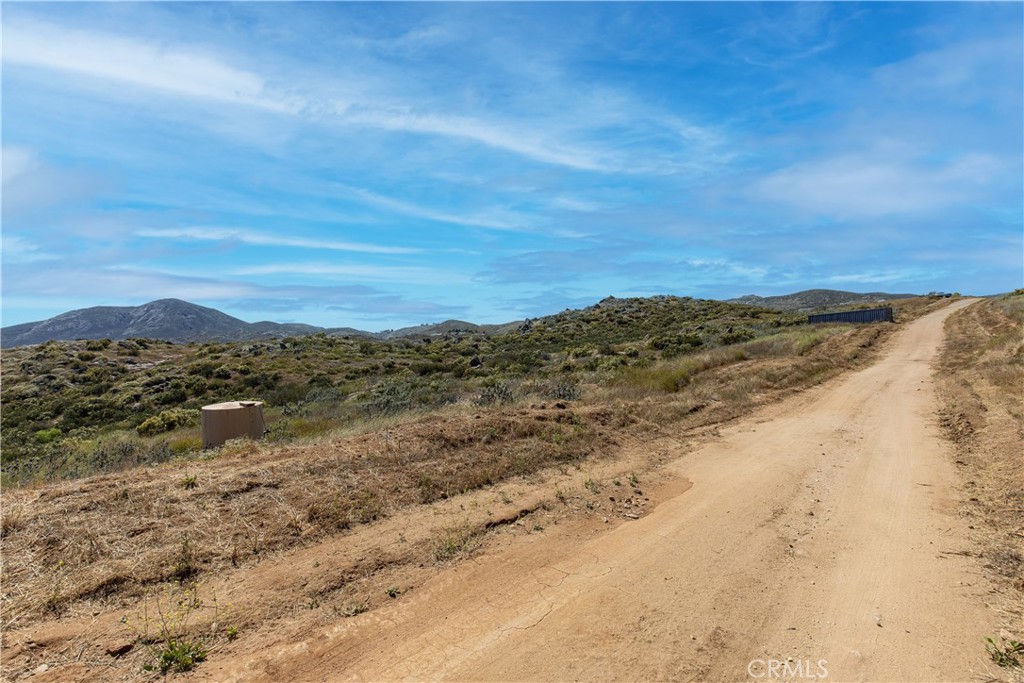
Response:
[728,288,918,311]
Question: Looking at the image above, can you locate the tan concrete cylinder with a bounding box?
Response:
[201,401,266,449]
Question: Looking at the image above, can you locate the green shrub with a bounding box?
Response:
[476,382,514,406]
[34,428,61,444]
[242,371,279,390]
[169,436,202,455]
[137,416,167,437]
[154,388,187,406]
[366,379,412,415]
[187,362,218,378]
[650,333,703,357]
[719,327,756,345]
[548,382,580,401]
[137,408,199,437]
[61,398,126,430]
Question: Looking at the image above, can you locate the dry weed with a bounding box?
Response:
[938,296,1024,681]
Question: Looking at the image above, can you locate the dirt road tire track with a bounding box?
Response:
[203,299,997,682]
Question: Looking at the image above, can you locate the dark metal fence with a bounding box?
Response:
[807,307,894,324]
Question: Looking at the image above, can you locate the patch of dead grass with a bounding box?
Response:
[0,404,615,633]
[938,296,1024,682]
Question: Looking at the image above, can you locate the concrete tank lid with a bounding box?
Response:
[202,401,264,411]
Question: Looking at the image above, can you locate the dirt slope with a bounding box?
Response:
[190,301,997,681]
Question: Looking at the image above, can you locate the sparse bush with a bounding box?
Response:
[548,382,580,401]
[154,386,188,406]
[153,637,207,674]
[475,382,514,406]
[651,333,703,357]
[172,535,196,580]
[307,373,333,387]
[34,428,61,444]
[242,371,279,390]
[118,340,141,356]
[124,582,230,675]
[432,523,481,562]
[188,361,218,378]
[137,408,199,436]
[60,397,126,430]
[568,345,596,359]
[169,436,202,455]
[718,326,756,345]
[985,636,1024,668]
[342,601,369,617]
[366,379,412,416]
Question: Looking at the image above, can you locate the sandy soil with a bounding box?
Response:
[169,301,1001,682]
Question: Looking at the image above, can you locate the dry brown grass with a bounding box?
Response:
[938,295,1024,681]
[598,318,901,432]
[0,404,614,633]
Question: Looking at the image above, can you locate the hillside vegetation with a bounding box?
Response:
[2,296,810,483]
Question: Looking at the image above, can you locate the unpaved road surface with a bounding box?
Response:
[206,300,996,682]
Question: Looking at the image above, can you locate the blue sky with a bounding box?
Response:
[2,2,1021,330]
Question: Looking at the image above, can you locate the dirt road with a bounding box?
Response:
[206,299,996,682]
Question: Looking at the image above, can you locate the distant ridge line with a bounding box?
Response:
[1,289,920,348]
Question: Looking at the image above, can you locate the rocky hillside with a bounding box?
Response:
[729,289,918,312]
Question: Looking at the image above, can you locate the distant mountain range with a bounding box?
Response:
[0,299,522,348]
[0,290,918,349]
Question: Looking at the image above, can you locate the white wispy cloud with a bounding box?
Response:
[684,258,770,280]
[752,152,1004,219]
[1,146,110,215]
[1,234,59,264]
[337,184,540,233]
[549,195,609,213]
[340,106,610,172]
[824,268,934,285]
[4,18,733,179]
[136,227,419,255]
[347,23,457,58]
[3,264,468,327]
[1,146,40,185]
[3,19,301,113]
[873,34,1023,106]
[232,262,469,284]
[5,265,256,300]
